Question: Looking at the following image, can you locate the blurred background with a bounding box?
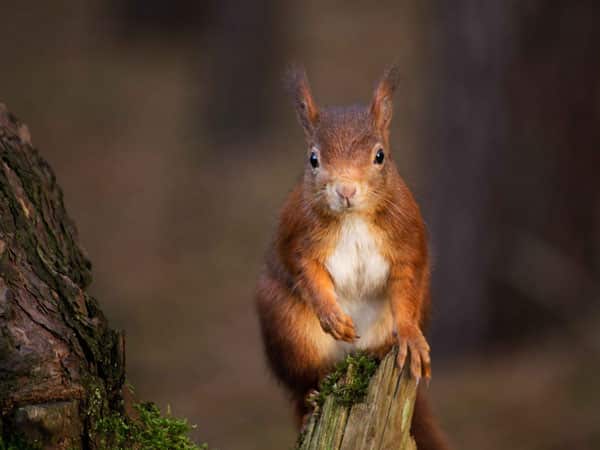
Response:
[1,1,599,449]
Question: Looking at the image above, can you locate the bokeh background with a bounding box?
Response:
[1,1,600,449]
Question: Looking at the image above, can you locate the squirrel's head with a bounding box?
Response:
[286,64,401,215]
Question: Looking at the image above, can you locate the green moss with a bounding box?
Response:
[85,383,107,436]
[317,352,379,408]
[95,402,209,450]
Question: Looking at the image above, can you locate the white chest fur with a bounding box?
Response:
[326,216,389,299]
[324,216,391,353]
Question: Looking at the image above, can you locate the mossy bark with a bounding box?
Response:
[0,104,125,449]
[298,349,417,450]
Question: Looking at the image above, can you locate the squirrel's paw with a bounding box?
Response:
[305,389,320,409]
[395,324,431,381]
[299,389,321,432]
[317,303,358,343]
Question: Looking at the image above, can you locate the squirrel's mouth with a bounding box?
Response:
[323,181,366,213]
[327,195,361,213]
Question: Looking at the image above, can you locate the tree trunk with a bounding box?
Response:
[297,349,418,450]
[426,0,600,355]
[0,104,124,449]
[425,0,514,356]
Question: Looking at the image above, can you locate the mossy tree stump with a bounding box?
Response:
[298,348,418,450]
[0,104,125,449]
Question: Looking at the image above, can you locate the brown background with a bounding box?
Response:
[1,1,599,449]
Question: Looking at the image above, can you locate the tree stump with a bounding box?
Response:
[0,104,125,449]
[298,348,418,450]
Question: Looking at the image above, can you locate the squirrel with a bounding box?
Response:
[255,64,449,450]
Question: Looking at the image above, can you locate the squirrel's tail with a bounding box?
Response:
[411,385,451,450]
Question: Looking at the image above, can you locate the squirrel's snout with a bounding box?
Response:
[335,182,357,204]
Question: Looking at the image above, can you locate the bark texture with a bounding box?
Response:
[298,349,417,450]
[0,104,124,449]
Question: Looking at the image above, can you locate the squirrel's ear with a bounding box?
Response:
[285,64,319,137]
[370,64,401,136]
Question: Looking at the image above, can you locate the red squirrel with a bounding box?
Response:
[256,65,448,450]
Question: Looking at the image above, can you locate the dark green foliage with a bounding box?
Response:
[318,352,379,407]
[95,402,208,450]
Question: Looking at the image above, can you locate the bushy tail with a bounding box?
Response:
[411,386,450,450]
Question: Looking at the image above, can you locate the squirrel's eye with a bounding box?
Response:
[310,151,319,168]
[374,148,385,165]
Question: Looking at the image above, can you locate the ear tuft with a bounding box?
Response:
[284,63,319,137]
[370,64,401,135]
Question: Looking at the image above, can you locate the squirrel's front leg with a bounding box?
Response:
[389,263,431,380]
[302,260,358,342]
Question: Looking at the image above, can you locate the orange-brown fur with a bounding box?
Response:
[255,65,448,450]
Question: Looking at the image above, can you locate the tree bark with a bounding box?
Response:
[298,349,418,450]
[0,104,124,449]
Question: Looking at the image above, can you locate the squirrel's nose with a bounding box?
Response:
[335,183,357,202]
